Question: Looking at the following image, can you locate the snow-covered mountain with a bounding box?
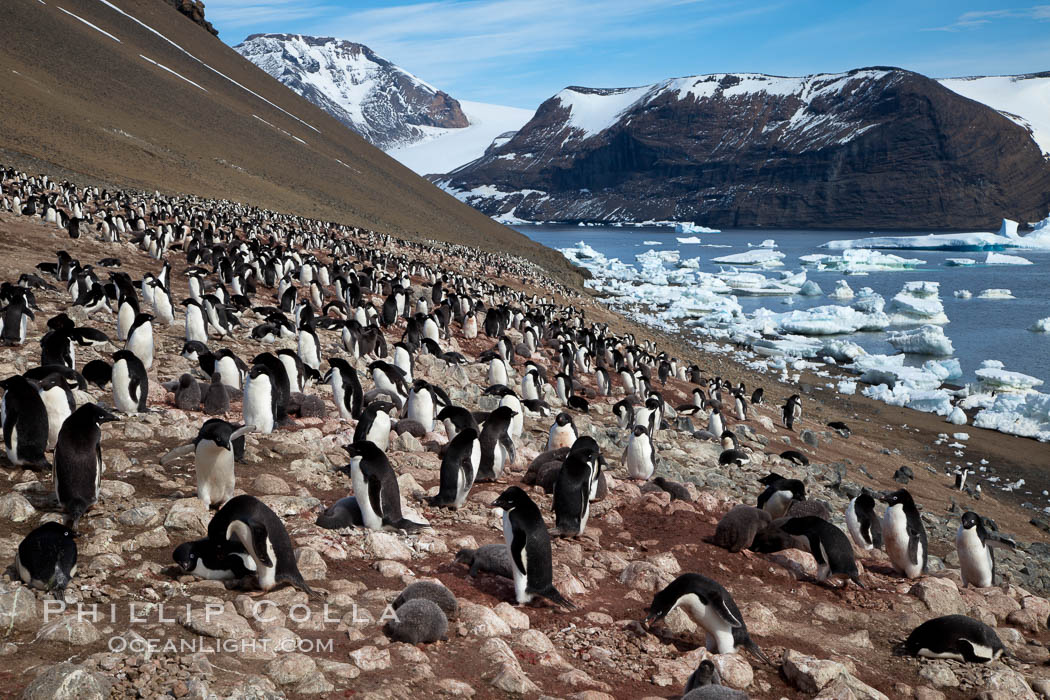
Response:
[234,34,469,151]
[434,68,1050,230]
[939,72,1050,157]
[387,100,533,175]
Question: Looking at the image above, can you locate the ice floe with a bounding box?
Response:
[827,280,854,300]
[887,281,948,325]
[954,289,973,299]
[976,288,1015,299]
[675,222,719,234]
[1029,318,1050,332]
[800,248,925,271]
[799,280,823,296]
[676,236,702,244]
[822,217,1050,252]
[711,249,785,268]
[887,325,955,355]
[985,252,1032,265]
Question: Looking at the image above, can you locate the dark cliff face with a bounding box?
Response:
[436,69,1050,230]
[162,0,218,36]
[235,35,469,150]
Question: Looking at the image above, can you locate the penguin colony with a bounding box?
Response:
[0,166,1041,698]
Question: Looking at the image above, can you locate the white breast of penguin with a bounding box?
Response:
[675,593,735,653]
[329,368,351,419]
[956,526,993,587]
[217,356,241,390]
[501,396,523,439]
[367,411,391,450]
[196,440,234,504]
[407,390,434,432]
[40,387,70,449]
[244,376,273,432]
[845,499,872,549]
[112,360,136,412]
[883,505,920,574]
[350,457,383,530]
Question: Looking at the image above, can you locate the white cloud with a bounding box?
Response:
[923,4,1050,32]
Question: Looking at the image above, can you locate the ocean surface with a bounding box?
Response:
[514,224,1050,387]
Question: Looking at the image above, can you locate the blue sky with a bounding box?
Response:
[205,0,1050,108]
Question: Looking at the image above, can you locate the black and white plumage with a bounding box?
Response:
[551,451,592,538]
[173,537,257,580]
[54,403,118,530]
[881,488,928,579]
[341,441,426,532]
[490,486,574,609]
[845,493,883,550]
[206,495,314,595]
[326,357,363,421]
[16,522,77,591]
[904,615,1004,663]
[0,375,51,469]
[111,350,149,413]
[476,405,517,481]
[427,428,480,509]
[956,511,1013,588]
[780,516,864,588]
[645,573,770,663]
[756,474,805,519]
[782,394,802,430]
[161,420,255,508]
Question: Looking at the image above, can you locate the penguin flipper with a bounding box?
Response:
[229,425,256,441]
[249,524,274,568]
[160,443,195,465]
[906,524,922,566]
[508,525,527,576]
[499,431,516,465]
[710,593,743,628]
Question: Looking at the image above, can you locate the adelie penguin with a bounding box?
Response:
[546,412,578,451]
[341,442,426,532]
[54,403,118,530]
[16,522,77,591]
[782,394,802,430]
[35,374,76,451]
[551,450,593,538]
[645,573,770,663]
[623,424,656,480]
[111,350,149,413]
[845,492,883,551]
[243,364,278,434]
[427,428,480,510]
[756,473,805,519]
[206,495,315,595]
[956,511,1014,588]
[124,312,155,370]
[780,516,865,588]
[173,373,202,411]
[490,486,575,610]
[0,375,51,469]
[905,615,1004,663]
[476,406,517,481]
[326,357,363,421]
[881,488,927,579]
[173,537,257,580]
[161,420,255,508]
[353,400,395,451]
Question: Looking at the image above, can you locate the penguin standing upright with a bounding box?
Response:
[54,403,118,530]
[0,299,34,346]
[881,489,928,579]
[0,375,51,468]
[845,492,883,551]
[708,406,724,438]
[622,424,656,480]
[645,573,770,663]
[490,486,574,609]
[405,380,437,432]
[956,511,1012,588]
[243,364,277,434]
[341,442,425,532]
[207,495,314,594]
[546,412,578,451]
[125,313,155,370]
[16,522,77,591]
[183,298,208,343]
[161,420,255,508]
[111,350,149,413]
[476,406,517,481]
[353,401,395,451]
[35,374,76,451]
[203,372,230,415]
[326,358,363,421]
[427,428,480,509]
[552,452,592,538]
[782,394,802,430]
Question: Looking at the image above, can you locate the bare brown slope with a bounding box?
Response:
[0,0,578,281]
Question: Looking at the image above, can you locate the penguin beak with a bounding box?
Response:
[100,411,119,424]
[643,610,662,627]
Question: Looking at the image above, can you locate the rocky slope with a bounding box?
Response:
[0,169,1048,700]
[435,68,1050,230]
[161,0,218,36]
[234,34,469,150]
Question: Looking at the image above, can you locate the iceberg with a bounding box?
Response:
[947,406,968,425]
[887,281,948,325]
[675,222,719,234]
[800,248,926,272]
[977,288,1015,299]
[838,380,857,395]
[887,325,955,355]
[975,361,1044,393]
[973,391,1050,441]
[748,239,778,249]
[642,240,662,245]
[945,258,976,266]
[820,218,1050,252]
[676,236,702,244]
[711,249,785,268]
[1029,317,1050,332]
[985,252,1033,265]
[799,280,823,296]
[828,280,854,300]
[777,305,874,336]
[954,289,973,299]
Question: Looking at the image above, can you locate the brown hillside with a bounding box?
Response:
[0,0,578,281]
